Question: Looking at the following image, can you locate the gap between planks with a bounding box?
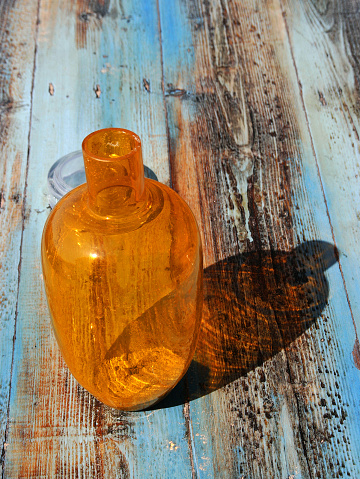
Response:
[156,0,199,473]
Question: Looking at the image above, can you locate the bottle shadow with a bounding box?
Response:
[153,240,339,409]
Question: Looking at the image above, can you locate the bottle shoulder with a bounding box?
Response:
[44,180,199,234]
[42,180,202,270]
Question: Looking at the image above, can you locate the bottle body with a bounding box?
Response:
[41,132,203,410]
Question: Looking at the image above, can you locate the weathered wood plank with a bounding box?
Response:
[2,0,360,476]
[160,0,360,476]
[0,0,39,472]
[2,0,195,477]
[280,0,360,347]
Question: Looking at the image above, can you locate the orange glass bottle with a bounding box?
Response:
[41,128,203,410]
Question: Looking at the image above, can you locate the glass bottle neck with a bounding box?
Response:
[82,129,145,217]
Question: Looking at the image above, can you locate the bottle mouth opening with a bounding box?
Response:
[82,128,141,161]
[47,150,158,209]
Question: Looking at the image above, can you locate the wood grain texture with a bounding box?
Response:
[160,0,360,476]
[281,0,360,336]
[2,0,192,477]
[0,0,39,473]
[1,0,360,477]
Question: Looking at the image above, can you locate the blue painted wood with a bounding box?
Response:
[0,0,39,473]
[159,0,360,477]
[2,0,193,477]
[281,0,360,336]
[1,0,360,476]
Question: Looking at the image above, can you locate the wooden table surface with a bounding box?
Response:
[1,0,360,477]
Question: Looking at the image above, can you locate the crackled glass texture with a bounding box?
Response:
[41,128,203,410]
